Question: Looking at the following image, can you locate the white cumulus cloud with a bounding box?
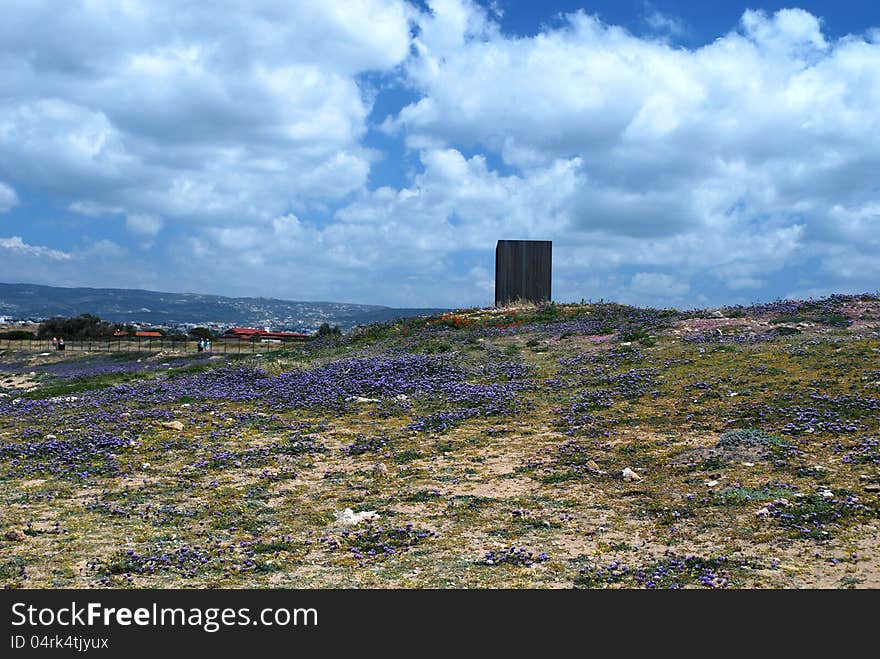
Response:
[126,213,164,236]
[2,2,880,307]
[0,236,71,260]
[0,182,17,212]
[0,1,412,226]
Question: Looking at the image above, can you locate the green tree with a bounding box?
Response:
[0,330,35,340]
[189,327,214,340]
[38,314,118,339]
[317,322,341,337]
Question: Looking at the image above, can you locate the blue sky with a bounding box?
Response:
[1,1,879,309]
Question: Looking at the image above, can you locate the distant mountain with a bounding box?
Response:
[0,282,447,332]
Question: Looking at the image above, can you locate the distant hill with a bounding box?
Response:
[0,282,447,332]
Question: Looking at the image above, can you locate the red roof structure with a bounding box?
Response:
[226,327,261,336]
[224,328,310,341]
[112,330,164,338]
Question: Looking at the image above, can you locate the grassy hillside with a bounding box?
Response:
[1,294,879,588]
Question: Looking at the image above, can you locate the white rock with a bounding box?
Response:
[142,463,151,469]
[334,508,379,526]
[742,462,755,467]
[819,489,834,498]
[705,480,719,487]
[756,507,770,516]
[622,467,641,482]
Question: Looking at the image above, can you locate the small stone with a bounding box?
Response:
[4,529,26,542]
[622,467,641,482]
[373,463,389,477]
[819,489,834,498]
[334,508,378,526]
[705,479,719,487]
[585,460,600,472]
[160,420,185,431]
[864,484,880,493]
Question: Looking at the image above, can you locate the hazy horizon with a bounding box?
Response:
[3,280,877,318]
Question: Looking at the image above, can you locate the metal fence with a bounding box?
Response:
[0,336,307,354]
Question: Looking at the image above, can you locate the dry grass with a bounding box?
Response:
[1,297,879,588]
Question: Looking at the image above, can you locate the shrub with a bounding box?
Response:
[0,330,34,340]
[717,429,788,449]
[317,323,341,336]
[38,314,123,339]
[188,327,214,340]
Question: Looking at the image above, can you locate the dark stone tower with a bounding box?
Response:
[495,240,552,307]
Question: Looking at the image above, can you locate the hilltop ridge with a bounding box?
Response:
[0,282,446,331]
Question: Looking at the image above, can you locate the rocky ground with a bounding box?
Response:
[1,294,878,588]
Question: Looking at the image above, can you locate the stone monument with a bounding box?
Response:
[495,240,552,307]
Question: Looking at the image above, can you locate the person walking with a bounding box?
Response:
[51,337,58,350]
[58,337,65,351]
[197,338,204,352]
